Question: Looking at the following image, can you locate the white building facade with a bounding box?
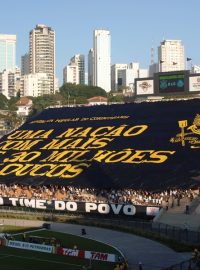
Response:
[111,62,148,92]
[158,40,185,72]
[63,63,79,84]
[93,29,111,92]
[0,34,16,73]
[111,64,128,91]
[29,24,55,94]
[20,73,50,97]
[70,54,85,84]
[191,65,200,74]
[0,70,16,99]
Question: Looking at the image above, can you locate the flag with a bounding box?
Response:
[187,57,192,61]
[160,60,164,64]
[172,62,177,65]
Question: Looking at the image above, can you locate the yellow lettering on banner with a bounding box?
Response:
[92,150,113,162]
[92,149,176,164]
[56,127,87,138]
[105,125,127,137]
[122,150,154,163]
[42,137,114,150]
[0,140,42,151]
[7,129,54,139]
[87,138,114,148]
[16,164,38,176]
[29,164,57,176]
[147,151,176,163]
[79,137,114,149]
[56,125,148,138]
[60,163,91,178]
[123,125,148,136]
[90,126,114,136]
[69,127,92,137]
[3,151,41,163]
[42,139,74,149]
[41,150,89,162]
[0,164,32,175]
[46,163,90,178]
[103,150,140,163]
[0,163,91,178]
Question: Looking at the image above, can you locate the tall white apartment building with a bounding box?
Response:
[29,24,55,94]
[158,40,185,72]
[93,29,111,92]
[70,54,85,84]
[20,73,50,97]
[0,34,16,72]
[63,63,79,84]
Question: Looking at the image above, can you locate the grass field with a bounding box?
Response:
[0,225,37,234]
[0,228,120,270]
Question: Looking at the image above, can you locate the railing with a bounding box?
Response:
[0,206,200,245]
[162,258,200,270]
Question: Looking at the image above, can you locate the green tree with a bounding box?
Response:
[60,83,107,102]
[0,94,8,110]
[108,93,124,103]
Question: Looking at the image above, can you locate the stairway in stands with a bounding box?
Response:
[153,195,200,231]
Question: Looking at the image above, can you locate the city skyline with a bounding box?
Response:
[1,0,200,84]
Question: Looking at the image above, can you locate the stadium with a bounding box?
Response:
[0,97,200,270]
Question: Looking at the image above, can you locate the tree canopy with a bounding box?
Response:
[60,83,107,100]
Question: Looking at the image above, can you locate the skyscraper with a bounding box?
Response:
[88,48,94,86]
[21,53,30,75]
[0,34,16,72]
[29,24,55,94]
[70,54,85,84]
[158,40,185,72]
[93,29,111,92]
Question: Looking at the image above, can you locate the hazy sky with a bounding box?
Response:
[1,0,199,83]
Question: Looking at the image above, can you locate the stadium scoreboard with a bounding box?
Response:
[159,74,185,93]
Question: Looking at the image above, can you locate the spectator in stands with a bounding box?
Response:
[0,184,198,208]
[114,264,121,270]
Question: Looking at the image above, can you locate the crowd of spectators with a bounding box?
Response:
[0,183,198,206]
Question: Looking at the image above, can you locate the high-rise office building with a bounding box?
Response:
[70,54,85,84]
[0,34,16,72]
[21,53,30,75]
[93,29,111,92]
[158,40,185,72]
[88,48,94,86]
[29,24,55,94]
